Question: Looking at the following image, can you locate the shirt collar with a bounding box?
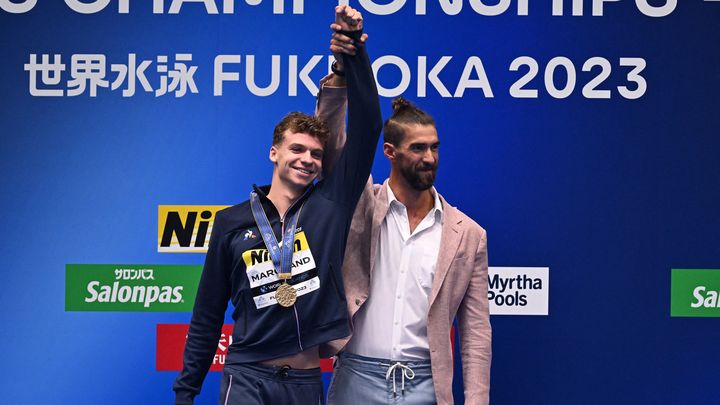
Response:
[386,182,444,219]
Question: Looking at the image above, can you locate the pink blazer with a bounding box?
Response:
[326,179,492,405]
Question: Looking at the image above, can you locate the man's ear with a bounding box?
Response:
[383,142,396,162]
[269,145,278,164]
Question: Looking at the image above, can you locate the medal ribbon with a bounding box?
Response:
[249,190,308,281]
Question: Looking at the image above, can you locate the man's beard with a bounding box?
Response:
[400,162,437,191]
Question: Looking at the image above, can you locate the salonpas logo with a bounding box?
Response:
[671,269,720,317]
[65,264,202,312]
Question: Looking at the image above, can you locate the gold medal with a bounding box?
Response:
[276,282,297,307]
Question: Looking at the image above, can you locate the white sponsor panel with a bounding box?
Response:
[488,267,549,315]
[245,249,316,288]
[241,230,319,309]
[253,276,320,309]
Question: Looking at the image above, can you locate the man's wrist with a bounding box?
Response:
[331,60,345,76]
[327,75,346,87]
[337,29,364,43]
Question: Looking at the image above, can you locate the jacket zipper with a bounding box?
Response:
[293,305,303,351]
[223,375,233,405]
[279,192,308,352]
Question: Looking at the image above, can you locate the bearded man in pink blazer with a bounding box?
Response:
[317,32,492,405]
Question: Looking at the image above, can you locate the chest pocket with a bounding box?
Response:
[413,250,437,296]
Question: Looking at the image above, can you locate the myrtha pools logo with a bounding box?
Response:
[487,267,549,316]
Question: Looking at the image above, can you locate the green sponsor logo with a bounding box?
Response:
[65,264,202,312]
[671,269,720,317]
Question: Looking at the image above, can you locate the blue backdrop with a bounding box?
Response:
[1,1,719,404]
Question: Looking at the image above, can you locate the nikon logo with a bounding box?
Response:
[671,269,720,317]
[158,205,228,253]
[66,264,202,312]
[247,239,303,267]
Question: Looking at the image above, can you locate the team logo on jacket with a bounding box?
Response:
[242,231,319,309]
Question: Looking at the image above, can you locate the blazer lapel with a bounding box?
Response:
[429,197,464,307]
[369,180,390,275]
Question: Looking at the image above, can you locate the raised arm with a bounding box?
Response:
[316,73,347,179]
[318,5,382,207]
[317,22,370,178]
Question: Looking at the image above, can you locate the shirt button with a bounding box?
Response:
[397,295,401,299]
[355,298,361,306]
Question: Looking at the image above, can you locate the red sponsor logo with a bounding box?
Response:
[156,324,334,372]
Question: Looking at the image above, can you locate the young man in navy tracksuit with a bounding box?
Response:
[173,6,382,405]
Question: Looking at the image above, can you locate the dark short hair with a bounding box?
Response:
[383,97,436,146]
[273,112,330,147]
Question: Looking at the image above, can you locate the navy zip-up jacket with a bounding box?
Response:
[173,32,382,404]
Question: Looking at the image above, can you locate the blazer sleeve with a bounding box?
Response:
[457,228,492,405]
[315,74,347,180]
[316,31,382,210]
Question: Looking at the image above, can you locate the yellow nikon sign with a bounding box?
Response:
[158,205,229,253]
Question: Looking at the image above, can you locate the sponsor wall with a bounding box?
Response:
[1,1,719,404]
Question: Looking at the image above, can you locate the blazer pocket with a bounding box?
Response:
[452,253,467,261]
[451,254,472,265]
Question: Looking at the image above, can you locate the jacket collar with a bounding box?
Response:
[251,183,315,219]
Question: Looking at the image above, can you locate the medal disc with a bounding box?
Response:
[276,283,297,307]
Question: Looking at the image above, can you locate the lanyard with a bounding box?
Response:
[249,190,306,280]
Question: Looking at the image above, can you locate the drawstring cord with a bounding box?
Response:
[382,362,416,397]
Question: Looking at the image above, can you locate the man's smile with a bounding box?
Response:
[292,166,315,176]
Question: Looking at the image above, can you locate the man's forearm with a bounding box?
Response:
[333,31,382,203]
[316,73,347,178]
[342,30,382,142]
[318,30,382,206]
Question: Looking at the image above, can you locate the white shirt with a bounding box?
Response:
[345,182,444,360]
